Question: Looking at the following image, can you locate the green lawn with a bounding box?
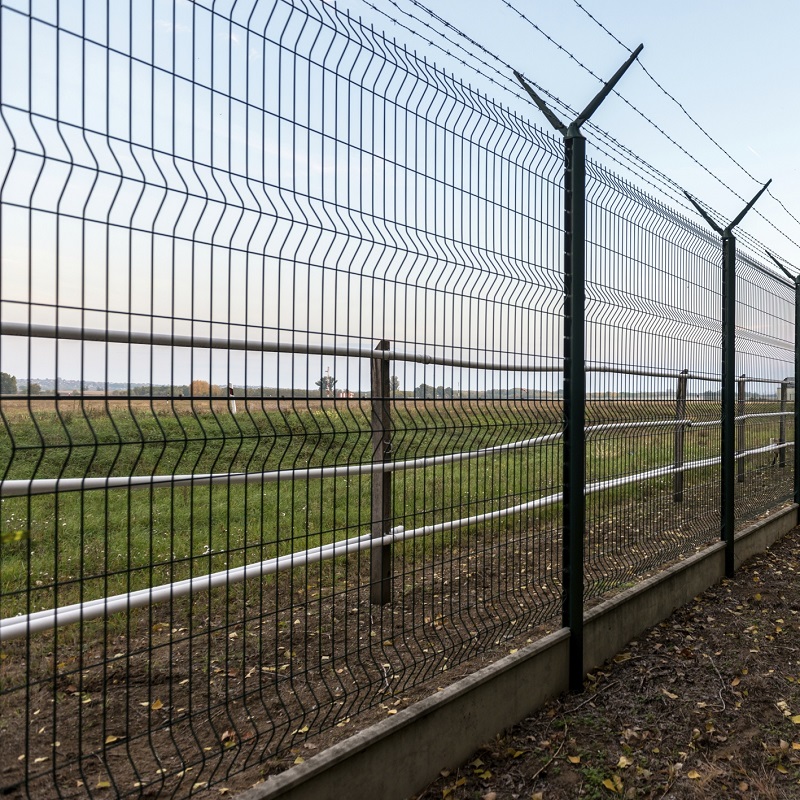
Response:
[0,397,787,618]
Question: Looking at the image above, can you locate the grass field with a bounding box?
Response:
[0,395,794,799]
[0,396,789,621]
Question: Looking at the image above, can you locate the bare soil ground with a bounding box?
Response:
[0,499,786,798]
[413,524,800,800]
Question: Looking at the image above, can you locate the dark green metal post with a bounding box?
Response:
[686,182,771,579]
[795,278,800,508]
[721,234,736,577]
[562,127,586,690]
[515,44,642,693]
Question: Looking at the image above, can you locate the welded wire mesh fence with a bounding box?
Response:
[0,0,796,797]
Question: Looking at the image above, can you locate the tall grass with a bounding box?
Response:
[0,397,787,618]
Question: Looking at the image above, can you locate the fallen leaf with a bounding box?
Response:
[293,757,304,765]
[731,677,740,687]
[602,775,622,794]
[613,652,631,663]
[661,688,678,700]
[687,769,701,779]
[0,529,27,544]
[617,755,632,769]
[568,755,581,764]
[104,735,120,744]
[96,782,111,790]
[790,715,800,724]
[151,699,164,711]
[776,764,788,774]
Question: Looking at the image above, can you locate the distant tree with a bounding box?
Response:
[315,374,337,397]
[190,379,210,396]
[28,382,42,395]
[414,383,436,399]
[389,375,400,395]
[0,372,17,395]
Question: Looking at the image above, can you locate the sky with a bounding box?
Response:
[338,0,800,266]
[339,0,800,267]
[0,0,797,393]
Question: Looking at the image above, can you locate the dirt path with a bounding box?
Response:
[414,525,800,800]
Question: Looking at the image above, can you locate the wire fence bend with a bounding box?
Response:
[0,0,797,797]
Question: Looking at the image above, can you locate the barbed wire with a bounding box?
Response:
[567,0,800,261]
[386,0,800,260]
[495,0,760,203]
[371,0,691,203]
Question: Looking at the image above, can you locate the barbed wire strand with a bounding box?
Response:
[567,0,800,253]
[389,0,800,257]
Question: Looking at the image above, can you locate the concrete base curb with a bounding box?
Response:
[239,504,798,800]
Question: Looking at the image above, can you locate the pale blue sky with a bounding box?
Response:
[343,0,800,267]
[0,0,796,392]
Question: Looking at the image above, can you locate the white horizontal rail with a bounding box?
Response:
[0,439,791,641]
[2,413,791,499]
[2,414,792,498]
[0,321,559,373]
[0,431,564,498]
[8,320,791,385]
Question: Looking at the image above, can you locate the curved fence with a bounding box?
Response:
[0,0,796,798]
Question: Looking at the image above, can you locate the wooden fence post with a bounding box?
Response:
[673,369,688,502]
[737,375,746,483]
[779,378,789,468]
[370,340,392,605]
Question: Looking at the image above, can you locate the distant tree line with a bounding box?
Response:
[1,372,17,394]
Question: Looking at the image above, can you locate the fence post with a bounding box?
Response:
[764,254,800,519]
[370,340,392,605]
[796,279,800,510]
[721,234,737,577]
[779,379,788,469]
[516,44,642,693]
[673,369,689,502]
[794,278,800,512]
[684,181,771,578]
[561,126,587,693]
[736,374,746,483]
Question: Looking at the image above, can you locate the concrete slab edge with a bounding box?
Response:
[238,504,798,800]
